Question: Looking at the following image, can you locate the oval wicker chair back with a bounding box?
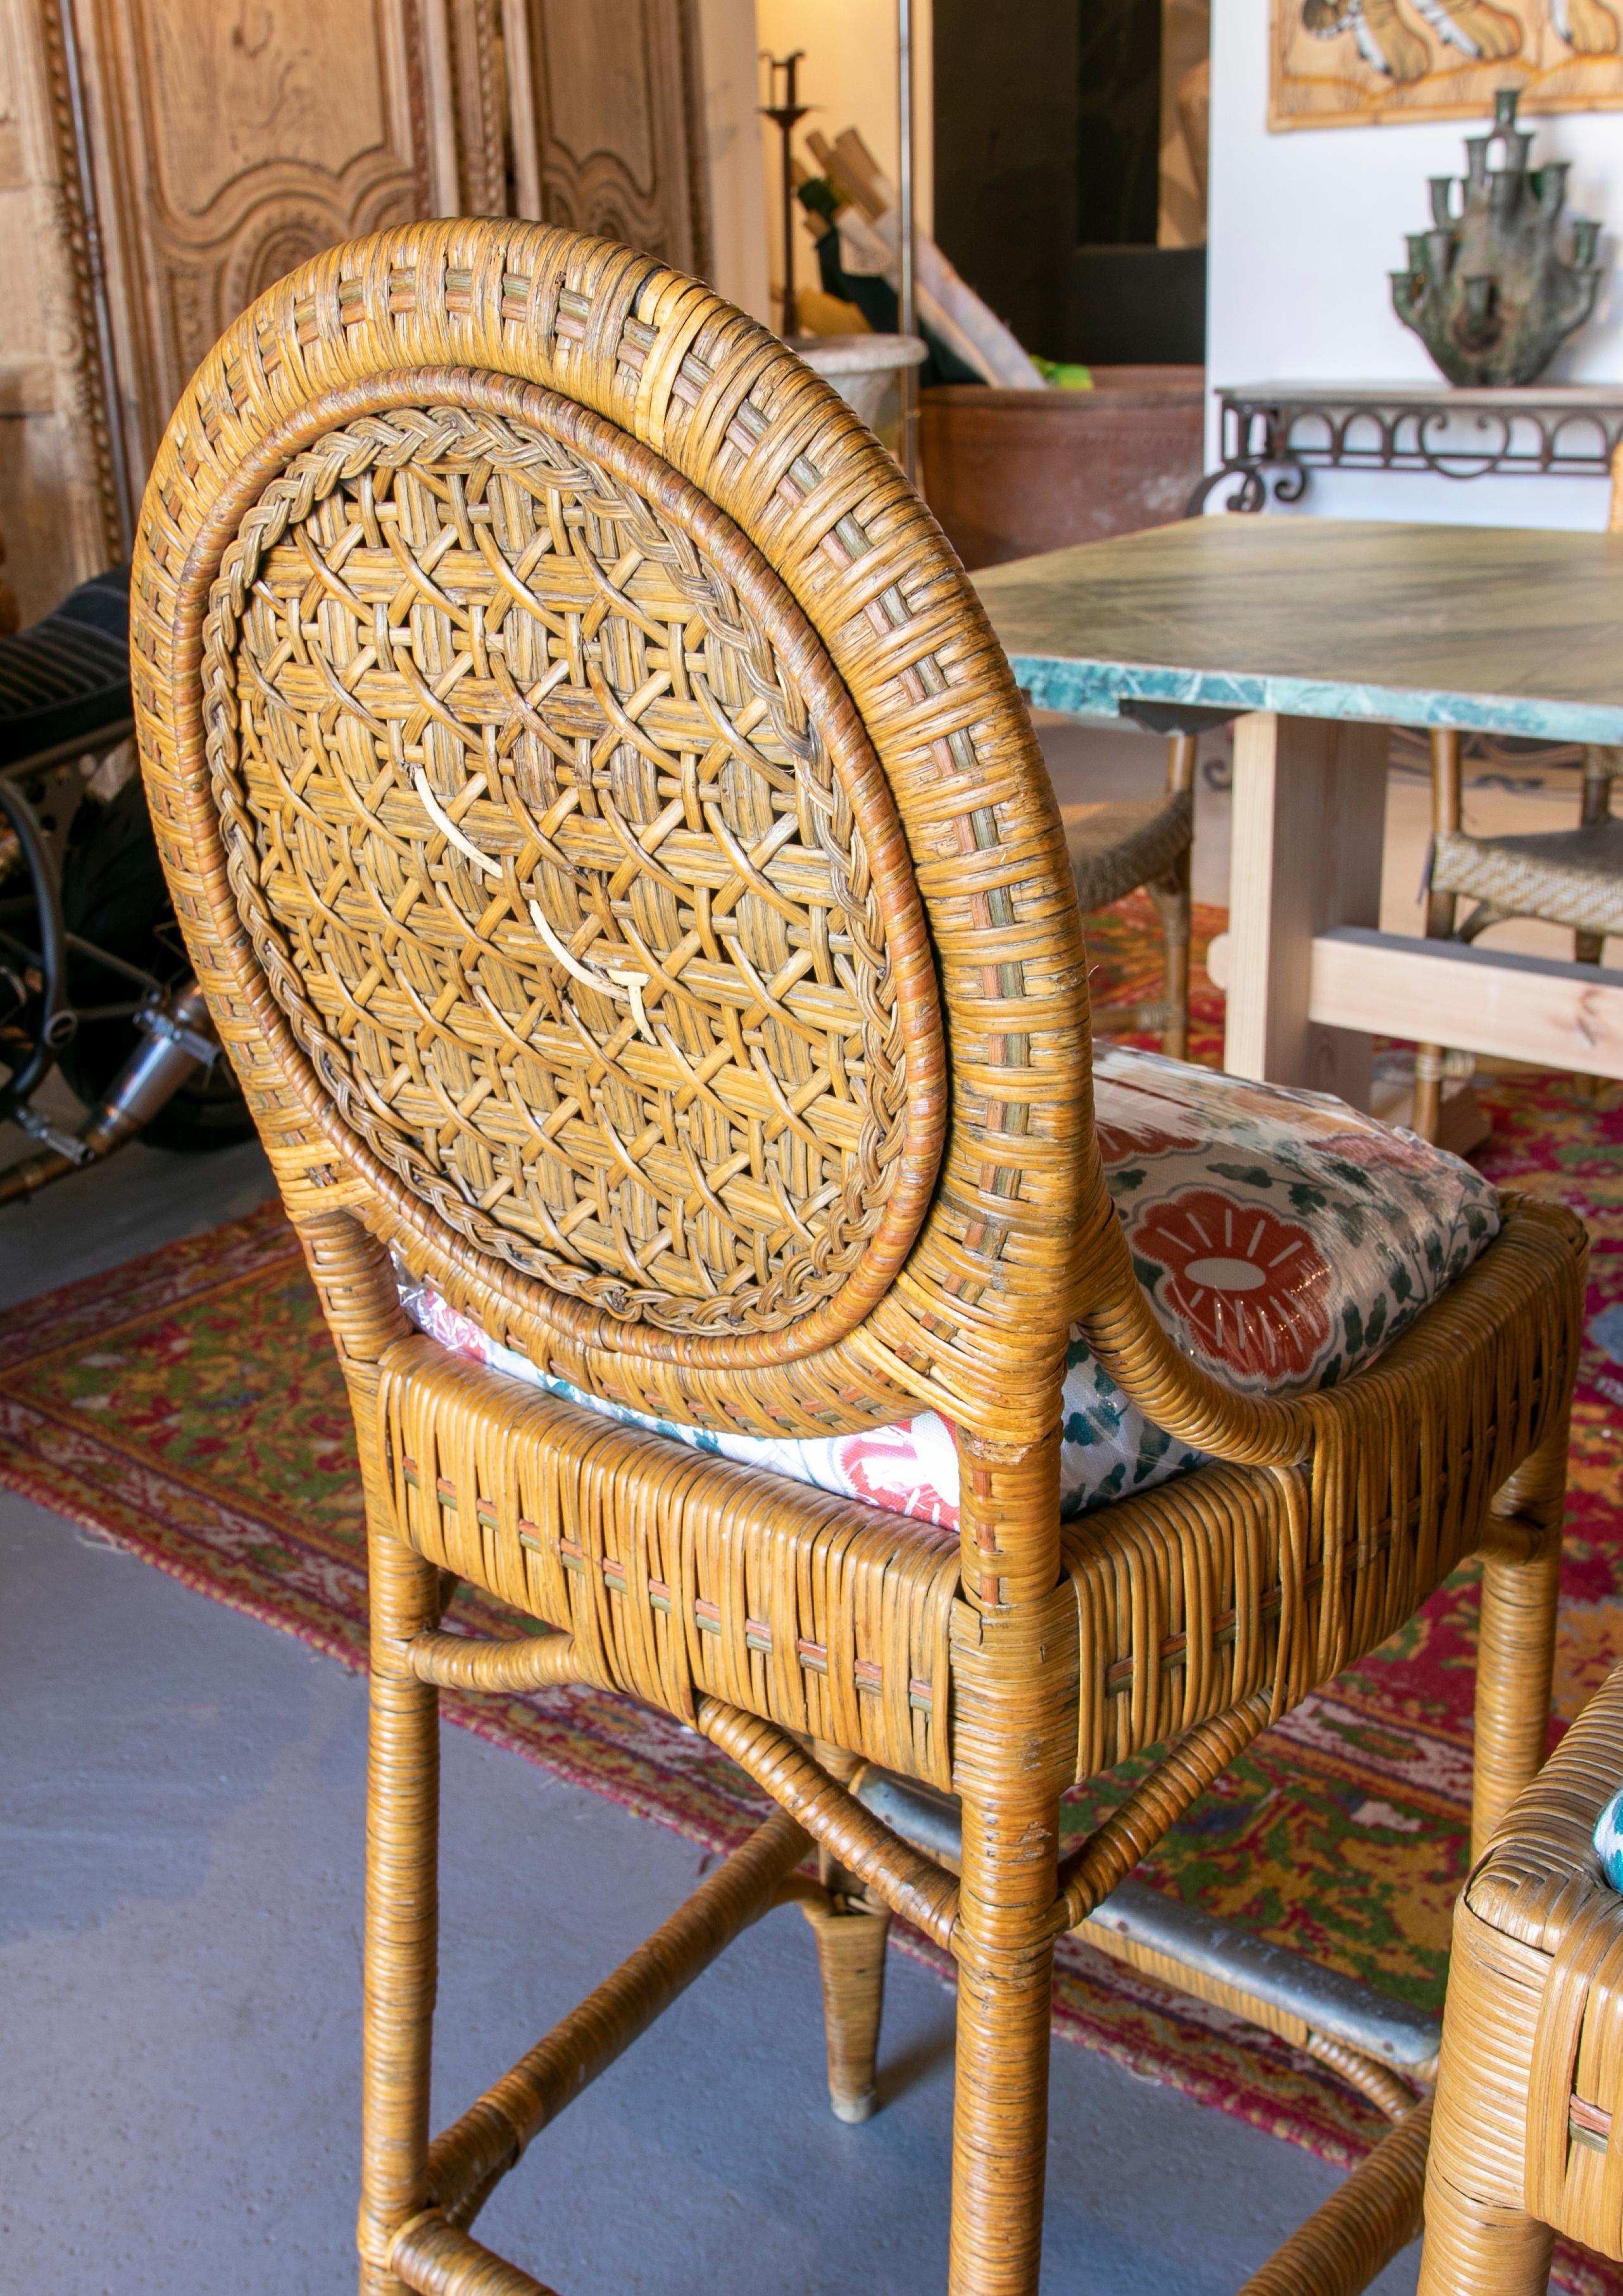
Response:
[132,221,1092,1458]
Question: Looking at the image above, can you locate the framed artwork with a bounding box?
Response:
[1270,1,1623,128]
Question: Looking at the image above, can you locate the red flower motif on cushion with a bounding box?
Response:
[1096,1119,1185,1168]
[1313,1125,1432,1175]
[1130,1187,1333,1385]
[836,1416,960,1529]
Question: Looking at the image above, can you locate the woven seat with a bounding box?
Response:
[1432,811,1623,943]
[402,1042,1500,1530]
[132,222,1586,2296]
[1418,1661,1623,2291]
[1063,793,1191,910]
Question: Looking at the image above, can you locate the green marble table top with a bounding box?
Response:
[970,516,1623,743]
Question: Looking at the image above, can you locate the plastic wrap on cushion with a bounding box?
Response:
[1596,1788,1623,1890]
[398,1047,1501,1533]
[394,1271,962,1525]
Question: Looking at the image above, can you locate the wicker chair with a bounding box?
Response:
[1060,725,1195,1058]
[131,222,1586,2296]
[1419,1661,1623,2292]
[1412,442,1623,1138]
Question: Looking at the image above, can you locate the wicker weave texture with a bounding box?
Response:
[379,1335,959,1788]
[134,221,1093,1466]
[1432,818,1623,940]
[128,222,1593,2296]
[1420,1662,1623,2290]
[1062,792,1191,915]
[208,390,938,1341]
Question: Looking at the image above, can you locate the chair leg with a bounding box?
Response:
[286,1207,434,2293]
[801,1737,891,2121]
[1418,1903,1555,2296]
[948,1792,1059,2296]
[1148,859,1192,1063]
[1414,729,1465,1144]
[1573,932,1607,1097]
[1417,2140,1555,2293]
[1471,1418,1569,1860]
[801,1894,892,2122]
[1411,1046,1446,1144]
[358,1526,443,2294]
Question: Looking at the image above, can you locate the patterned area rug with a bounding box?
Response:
[2,893,1619,2290]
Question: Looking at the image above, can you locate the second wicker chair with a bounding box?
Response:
[1060,724,1195,1058]
[131,221,1586,2296]
[1411,442,1623,1137]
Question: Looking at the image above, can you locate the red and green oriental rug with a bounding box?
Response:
[3,895,1619,2290]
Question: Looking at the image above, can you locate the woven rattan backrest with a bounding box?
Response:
[132,223,1093,1451]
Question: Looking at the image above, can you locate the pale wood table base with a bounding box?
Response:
[1210,709,1623,1114]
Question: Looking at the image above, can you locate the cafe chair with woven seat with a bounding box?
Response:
[1411,441,1623,1138]
[1419,1659,1623,2292]
[1058,720,1196,1058]
[132,221,1587,2296]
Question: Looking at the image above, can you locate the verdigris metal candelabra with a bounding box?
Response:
[1391,88,1602,388]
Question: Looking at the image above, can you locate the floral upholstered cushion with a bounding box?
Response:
[1596,1790,1623,1891]
[399,1045,1499,1533]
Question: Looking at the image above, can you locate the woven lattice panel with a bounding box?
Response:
[204,397,936,1335]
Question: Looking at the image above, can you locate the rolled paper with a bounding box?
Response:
[1464,136,1491,194]
[1427,226,1455,276]
[1428,177,1456,228]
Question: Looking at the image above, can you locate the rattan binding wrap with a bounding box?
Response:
[132,222,1588,2296]
[1420,1661,1623,2290]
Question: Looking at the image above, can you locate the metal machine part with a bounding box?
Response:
[0,979,219,1204]
[0,560,246,1195]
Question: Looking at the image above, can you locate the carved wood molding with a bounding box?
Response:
[37,0,128,560]
[40,0,709,511]
[504,0,711,278]
[59,0,511,489]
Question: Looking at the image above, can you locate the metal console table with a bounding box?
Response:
[1189,381,1623,515]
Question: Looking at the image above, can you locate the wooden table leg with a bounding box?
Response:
[1223,711,1389,1107]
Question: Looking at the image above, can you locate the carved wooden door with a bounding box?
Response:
[34,0,712,565]
[503,0,709,277]
[58,0,508,520]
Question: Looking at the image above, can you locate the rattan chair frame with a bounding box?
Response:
[131,221,1587,2296]
[1419,1660,1623,2291]
[1061,726,1196,1061]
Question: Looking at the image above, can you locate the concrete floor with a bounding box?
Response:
[15,711,1593,2292]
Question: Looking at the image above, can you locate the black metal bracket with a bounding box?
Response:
[1187,383,1623,516]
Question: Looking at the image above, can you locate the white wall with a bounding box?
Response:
[1207,3,1623,530]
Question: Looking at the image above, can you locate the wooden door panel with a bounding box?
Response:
[506,0,708,275]
[65,0,508,484]
[30,0,708,556]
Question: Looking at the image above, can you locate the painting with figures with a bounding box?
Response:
[1270,0,1623,126]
